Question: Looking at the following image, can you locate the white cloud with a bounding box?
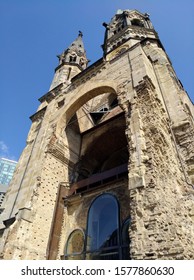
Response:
[0,140,17,161]
[0,140,9,155]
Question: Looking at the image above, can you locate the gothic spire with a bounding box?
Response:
[58,31,89,70]
[49,32,89,90]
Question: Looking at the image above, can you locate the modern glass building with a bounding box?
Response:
[0,185,8,214]
[0,158,17,214]
[0,158,17,186]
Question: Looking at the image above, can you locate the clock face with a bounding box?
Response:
[106,44,129,61]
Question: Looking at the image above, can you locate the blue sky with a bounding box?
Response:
[0,0,194,161]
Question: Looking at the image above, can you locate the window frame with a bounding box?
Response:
[85,193,122,260]
[64,193,131,260]
[64,228,85,260]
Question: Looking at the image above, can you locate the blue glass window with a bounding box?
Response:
[65,193,130,260]
[85,194,120,260]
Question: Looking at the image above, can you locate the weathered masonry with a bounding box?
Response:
[0,9,194,260]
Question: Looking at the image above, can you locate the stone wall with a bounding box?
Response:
[1,34,194,260]
[128,79,194,259]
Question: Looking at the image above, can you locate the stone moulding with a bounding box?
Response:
[38,83,64,103]
[29,107,47,122]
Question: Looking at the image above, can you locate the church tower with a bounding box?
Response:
[50,31,89,90]
[0,9,194,260]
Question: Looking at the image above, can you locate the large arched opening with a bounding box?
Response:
[62,86,129,194]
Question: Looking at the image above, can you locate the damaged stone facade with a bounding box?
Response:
[0,9,194,260]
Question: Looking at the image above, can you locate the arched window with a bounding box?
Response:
[85,193,120,260]
[64,194,131,260]
[65,229,85,260]
[69,55,76,62]
[131,19,144,27]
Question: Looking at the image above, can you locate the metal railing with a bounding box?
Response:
[69,163,128,196]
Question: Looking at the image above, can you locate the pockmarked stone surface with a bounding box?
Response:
[0,9,194,260]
